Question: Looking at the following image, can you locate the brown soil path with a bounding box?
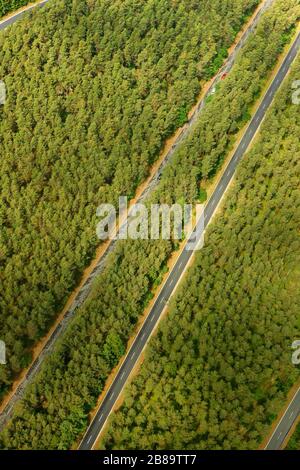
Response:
[0,1,46,24]
[89,17,300,451]
[0,0,269,417]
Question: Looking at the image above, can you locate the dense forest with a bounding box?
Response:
[0,0,298,449]
[287,421,300,450]
[0,0,30,17]
[100,43,300,450]
[0,0,260,397]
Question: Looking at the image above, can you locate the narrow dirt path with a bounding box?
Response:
[0,0,272,425]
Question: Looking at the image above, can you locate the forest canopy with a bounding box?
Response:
[100,42,300,451]
[0,0,31,17]
[0,0,260,397]
[0,0,299,450]
[287,421,300,450]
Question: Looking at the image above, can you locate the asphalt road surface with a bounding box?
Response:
[0,0,275,430]
[79,30,300,451]
[0,0,48,31]
[265,387,300,450]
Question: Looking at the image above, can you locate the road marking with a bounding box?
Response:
[120,371,125,380]
[265,386,300,448]
[131,352,136,360]
[87,435,93,444]
[277,432,282,440]
[255,116,260,123]
[262,103,267,110]
[99,414,103,422]
[141,332,146,340]
[289,411,294,419]
[2,20,299,452]
[109,392,115,401]
[150,316,155,323]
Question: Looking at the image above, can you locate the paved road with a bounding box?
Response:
[265,387,300,450]
[0,1,48,31]
[79,29,300,451]
[0,0,275,429]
